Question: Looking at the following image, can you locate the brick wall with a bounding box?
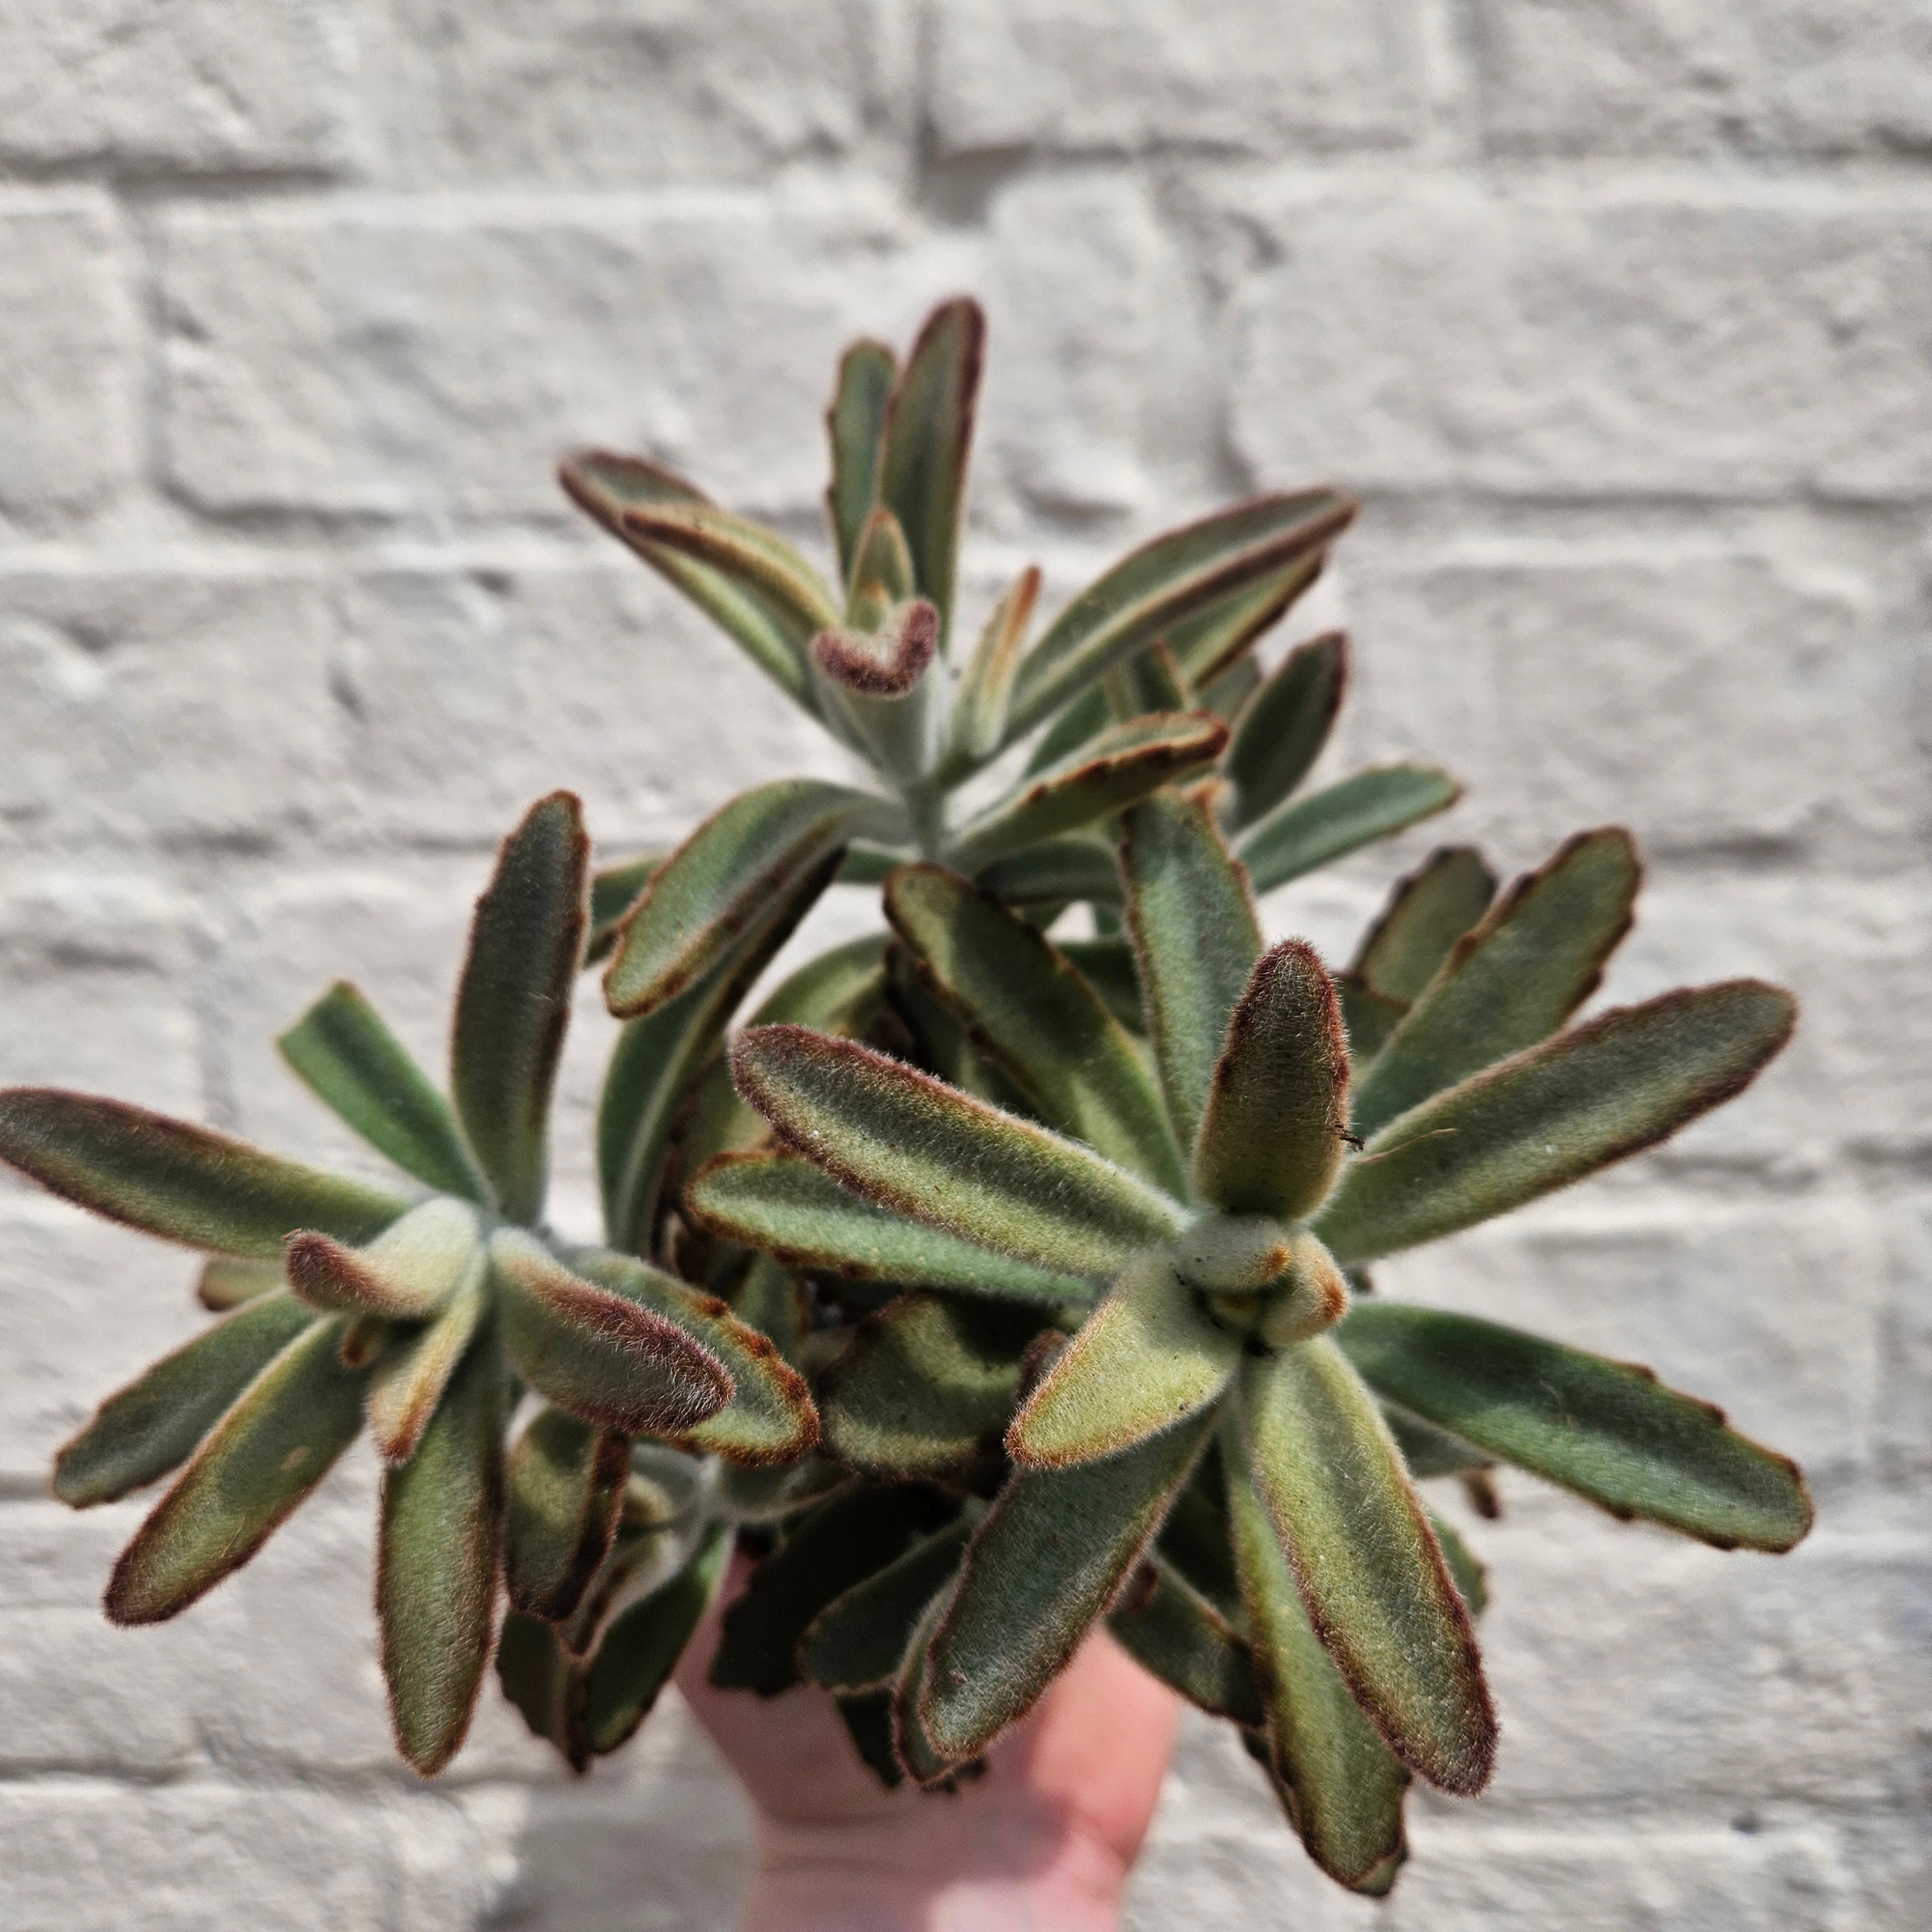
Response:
[2,3,1927,1926]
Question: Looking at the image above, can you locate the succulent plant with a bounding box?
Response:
[0,299,1814,1901]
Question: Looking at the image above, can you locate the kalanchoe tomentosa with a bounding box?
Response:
[0,298,1814,1905]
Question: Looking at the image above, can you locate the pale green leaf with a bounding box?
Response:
[731,1025,1186,1280]
[285,1196,482,1323]
[586,855,663,966]
[278,983,487,1202]
[945,566,1041,769]
[1235,1337,1494,1794]
[1007,492,1355,742]
[451,791,588,1223]
[1022,684,1109,779]
[54,1294,313,1508]
[976,834,1121,908]
[1222,630,1347,831]
[1166,553,1325,690]
[1193,941,1351,1221]
[366,1260,488,1464]
[1055,938,1144,1033]
[1120,793,1263,1154]
[1239,765,1461,896]
[1352,847,1497,1004]
[503,1406,630,1623]
[1352,828,1639,1141]
[825,339,898,586]
[105,1317,365,1624]
[1009,1253,1237,1469]
[1106,1550,1263,1725]
[1316,981,1798,1263]
[0,1090,407,1260]
[1339,1304,1811,1551]
[197,1257,284,1311]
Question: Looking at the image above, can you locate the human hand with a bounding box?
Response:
[674,1550,1182,1932]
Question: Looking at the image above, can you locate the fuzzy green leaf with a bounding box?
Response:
[1353,847,1498,1004]
[105,1317,365,1624]
[1239,765,1461,896]
[197,1257,284,1311]
[1316,981,1798,1264]
[1337,974,1408,1066]
[1167,555,1324,691]
[1120,793,1264,1153]
[560,450,821,712]
[812,595,938,698]
[1226,1443,1411,1889]
[892,1588,965,1785]
[504,1406,630,1623]
[367,1260,488,1464]
[495,1609,581,1767]
[847,502,918,617]
[885,864,1184,1191]
[1340,1304,1811,1552]
[1006,491,1355,742]
[801,1515,973,1694]
[1222,631,1348,832]
[687,1153,1095,1306]
[1193,941,1350,1221]
[919,1407,1215,1760]
[378,1315,504,1776]
[1385,1406,1493,1481]
[604,779,883,1022]
[278,983,488,1202]
[1055,938,1144,1033]
[451,792,588,1224]
[1103,639,1189,721]
[54,1294,313,1508]
[599,839,838,1254]
[976,835,1121,908]
[946,712,1228,876]
[571,1249,818,1466]
[826,340,898,586]
[1199,652,1263,726]
[732,1027,1186,1280]
[1430,1510,1488,1617]
[1235,1337,1494,1795]
[1107,1551,1264,1726]
[1009,1253,1237,1469]
[0,1090,407,1260]
[710,1484,949,1697]
[582,1521,732,1756]
[1352,828,1639,1141]
[285,1196,482,1323]
[492,1229,731,1438]
[586,856,663,966]
[819,1293,1040,1481]
[945,566,1041,768]
[1022,684,1110,779]
[878,298,983,643]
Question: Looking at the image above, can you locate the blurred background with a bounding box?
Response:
[1,3,1928,1926]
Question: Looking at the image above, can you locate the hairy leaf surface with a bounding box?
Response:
[1107,1551,1263,1725]
[1239,765,1460,896]
[367,1258,488,1464]
[504,1406,630,1623]
[1222,631,1347,831]
[826,339,897,586]
[1353,847,1497,1005]
[801,1515,973,1693]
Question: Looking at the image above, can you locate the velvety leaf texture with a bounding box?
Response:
[1316,981,1799,1264]
[1353,847,1498,1005]
[1351,828,1639,1140]
[106,1317,367,1624]
[1166,553,1324,689]
[1193,941,1351,1222]
[878,298,983,642]
[1340,1304,1811,1551]
[278,983,489,1202]
[885,864,1184,1192]
[586,855,663,965]
[1222,630,1348,832]
[947,567,1040,767]
[976,836,1122,909]
[196,1257,284,1311]
[826,339,897,586]
[614,500,843,648]
[604,779,882,1021]
[946,710,1229,876]
[686,1153,1095,1305]
[378,1317,504,1775]
[504,1406,630,1623]
[491,1230,731,1439]
[819,1293,1038,1481]
[920,1406,1215,1760]
[1006,491,1355,741]
[730,1027,1186,1281]
[285,1197,481,1323]
[0,1090,407,1260]
[54,1294,313,1508]
[451,792,588,1224]
[367,1264,487,1464]
[1008,1253,1238,1469]
[1107,1551,1264,1726]
[1239,765,1461,896]
[1235,1339,1495,1795]
[1227,1446,1412,1889]
[801,1516,973,1694]
[1120,794,1264,1153]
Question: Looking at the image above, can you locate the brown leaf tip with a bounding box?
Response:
[812,600,940,697]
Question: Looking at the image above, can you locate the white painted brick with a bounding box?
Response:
[1875,1191,1932,1483]
[1338,543,1930,868]
[1226,190,1932,500]
[0,0,358,176]
[379,0,906,187]
[1475,2,1932,159]
[930,0,1424,157]
[158,199,965,520]
[0,571,339,845]
[0,194,137,528]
